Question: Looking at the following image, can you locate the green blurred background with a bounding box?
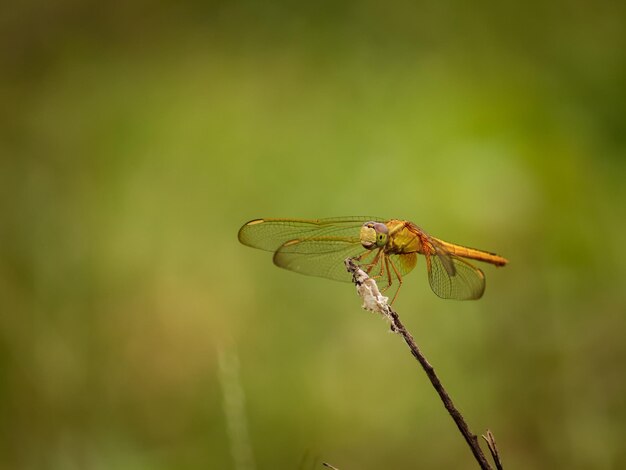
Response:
[1,1,625,469]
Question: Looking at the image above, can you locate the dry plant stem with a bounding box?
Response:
[385,308,493,470]
[344,258,496,470]
[483,430,504,470]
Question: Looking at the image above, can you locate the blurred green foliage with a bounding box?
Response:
[1,1,625,469]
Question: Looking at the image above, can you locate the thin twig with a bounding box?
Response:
[344,258,500,470]
[482,430,504,470]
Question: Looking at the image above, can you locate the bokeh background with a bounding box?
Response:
[1,1,625,469]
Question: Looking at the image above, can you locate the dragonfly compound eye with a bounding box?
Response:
[373,223,389,247]
[359,222,388,249]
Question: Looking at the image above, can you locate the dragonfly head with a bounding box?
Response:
[360,221,389,250]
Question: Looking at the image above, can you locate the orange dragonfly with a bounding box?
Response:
[238,217,508,302]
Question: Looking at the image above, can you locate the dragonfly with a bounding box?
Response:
[238,217,508,302]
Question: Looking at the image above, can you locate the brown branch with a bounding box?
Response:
[482,430,504,470]
[344,258,500,470]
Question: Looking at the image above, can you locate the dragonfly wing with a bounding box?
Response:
[426,252,485,300]
[273,237,367,282]
[238,217,382,252]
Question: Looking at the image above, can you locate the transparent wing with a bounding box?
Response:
[238,217,382,252]
[273,237,370,282]
[426,250,485,300]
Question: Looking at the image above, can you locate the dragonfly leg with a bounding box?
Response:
[377,252,386,278]
[354,250,378,274]
[379,254,394,293]
[372,251,386,281]
[363,249,382,277]
[388,256,403,304]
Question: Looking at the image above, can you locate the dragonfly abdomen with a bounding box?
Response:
[433,238,508,266]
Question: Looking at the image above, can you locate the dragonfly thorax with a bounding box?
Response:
[359,221,389,250]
